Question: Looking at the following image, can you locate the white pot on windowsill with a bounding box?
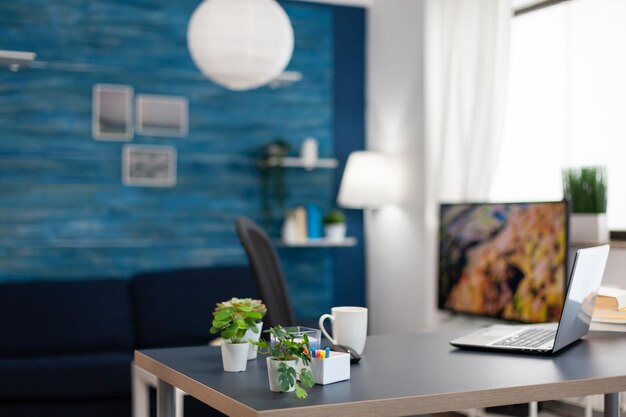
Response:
[570,213,610,242]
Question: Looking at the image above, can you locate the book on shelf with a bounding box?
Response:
[592,286,626,325]
[293,206,308,243]
[590,321,626,332]
[593,309,626,324]
[595,286,626,310]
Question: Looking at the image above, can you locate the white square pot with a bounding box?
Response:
[570,213,609,242]
[310,351,350,385]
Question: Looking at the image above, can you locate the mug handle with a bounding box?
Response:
[318,314,336,344]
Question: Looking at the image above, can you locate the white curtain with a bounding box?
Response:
[423,0,511,325]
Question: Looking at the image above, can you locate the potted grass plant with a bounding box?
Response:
[252,326,315,399]
[563,166,609,242]
[210,298,264,372]
[323,209,347,242]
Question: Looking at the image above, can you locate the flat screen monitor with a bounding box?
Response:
[438,201,569,323]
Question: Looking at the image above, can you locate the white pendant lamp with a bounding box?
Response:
[187,0,294,91]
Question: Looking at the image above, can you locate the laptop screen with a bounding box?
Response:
[438,201,569,323]
[553,245,610,352]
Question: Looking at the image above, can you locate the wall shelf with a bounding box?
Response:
[260,157,339,170]
[276,237,357,248]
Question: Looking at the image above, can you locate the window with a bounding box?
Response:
[490,0,626,229]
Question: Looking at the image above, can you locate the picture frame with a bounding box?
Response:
[92,84,133,141]
[136,94,188,137]
[122,145,177,187]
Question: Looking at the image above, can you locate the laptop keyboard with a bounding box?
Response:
[492,328,556,349]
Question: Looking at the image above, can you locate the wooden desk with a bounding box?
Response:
[135,331,626,417]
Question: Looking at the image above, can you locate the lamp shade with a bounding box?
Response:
[338,151,390,209]
[187,0,294,91]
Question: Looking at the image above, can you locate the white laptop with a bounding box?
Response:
[450,245,610,355]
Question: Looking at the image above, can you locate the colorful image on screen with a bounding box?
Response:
[438,201,568,323]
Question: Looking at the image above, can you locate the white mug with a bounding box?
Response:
[318,306,368,354]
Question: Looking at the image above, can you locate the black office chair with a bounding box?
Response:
[235,217,296,328]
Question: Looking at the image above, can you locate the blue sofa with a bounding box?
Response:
[0,266,257,417]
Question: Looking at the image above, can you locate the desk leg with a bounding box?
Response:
[605,393,620,417]
[157,378,175,417]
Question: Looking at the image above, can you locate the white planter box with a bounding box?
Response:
[570,213,609,242]
[310,351,350,385]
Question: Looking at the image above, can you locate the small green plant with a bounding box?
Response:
[210,298,266,343]
[562,166,607,213]
[261,139,291,228]
[253,326,315,399]
[323,209,346,225]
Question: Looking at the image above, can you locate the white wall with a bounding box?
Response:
[366,0,433,335]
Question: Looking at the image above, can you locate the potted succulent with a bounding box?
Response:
[210,298,264,372]
[252,326,315,399]
[218,298,267,360]
[563,166,608,242]
[323,209,347,242]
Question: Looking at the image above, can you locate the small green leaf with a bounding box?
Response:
[294,383,308,399]
[300,369,315,389]
[211,320,229,329]
[236,318,248,330]
[221,322,238,340]
[247,311,263,320]
[245,318,260,333]
[277,362,294,391]
[214,308,234,321]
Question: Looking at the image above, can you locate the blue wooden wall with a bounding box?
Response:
[0,0,360,321]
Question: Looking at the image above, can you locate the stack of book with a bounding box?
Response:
[591,286,626,332]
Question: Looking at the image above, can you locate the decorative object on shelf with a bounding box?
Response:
[300,138,319,170]
[187,0,294,91]
[563,166,608,242]
[210,298,264,372]
[306,204,323,239]
[281,210,298,244]
[122,145,177,187]
[338,151,391,209]
[92,84,133,141]
[261,139,290,227]
[252,326,315,399]
[136,94,188,137]
[323,209,347,242]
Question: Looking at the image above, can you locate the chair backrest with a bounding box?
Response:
[235,217,296,328]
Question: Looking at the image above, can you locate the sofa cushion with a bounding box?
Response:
[132,266,257,348]
[0,279,133,357]
[0,351,132,401]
